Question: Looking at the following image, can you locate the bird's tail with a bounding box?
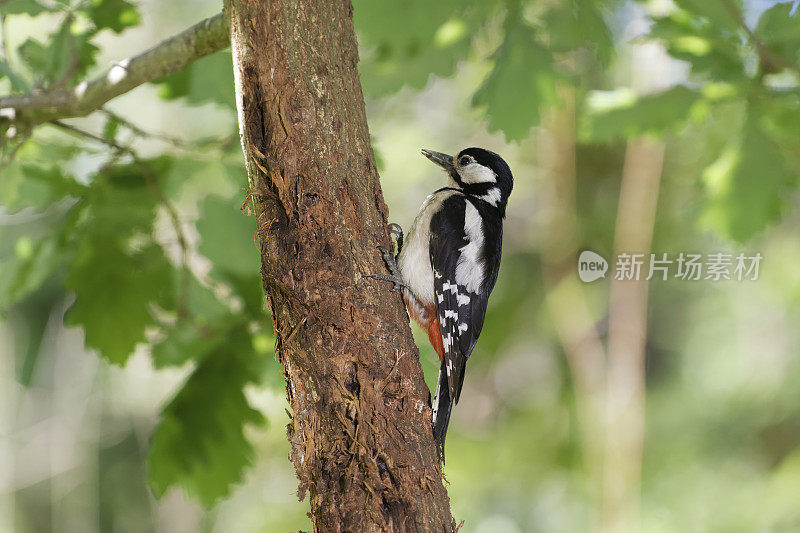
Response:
[432,362,453,462]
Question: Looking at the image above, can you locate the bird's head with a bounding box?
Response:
[422,147,513,215]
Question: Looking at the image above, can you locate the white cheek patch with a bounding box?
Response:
[458,163,497,184]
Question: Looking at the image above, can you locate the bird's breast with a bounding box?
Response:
[397,189,460,306]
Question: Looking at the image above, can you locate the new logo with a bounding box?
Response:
[578,250,608,282]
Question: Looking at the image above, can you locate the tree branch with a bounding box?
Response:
[0,13,228,130]
[51,119,194,317]
[721,0,800,76]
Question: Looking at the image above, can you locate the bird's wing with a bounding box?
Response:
[429,196,496,403]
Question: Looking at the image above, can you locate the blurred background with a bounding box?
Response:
[2,0,800,531]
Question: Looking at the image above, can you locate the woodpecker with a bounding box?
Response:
[368,147,513,459]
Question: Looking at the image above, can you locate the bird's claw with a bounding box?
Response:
[376,246,400,276]
[388,223,403,241]
[368,242,405,292]
[387,222,404,255]
[366,273,404,292]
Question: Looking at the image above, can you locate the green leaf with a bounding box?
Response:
[102,114,120,141]
[18,19,99,86]
[151,275,231,368]
[757,2,800,67]
[581,85,701,142]
[153,51,235,109]
[0,162,86,214]
[762,90,800,144]
[472,16,559,142]
[0,0,52,15]
[64,240,173,365]
[148,325,265,506]
[0,60,30,91]
[544,0,614,65]
[672,0,741,32]
[60,157,179,364]
[17,38,50,73]
[196,195,259,282]
[0,235,60,310]
[649,11,745,82]
[83,0,140,34]
[84,157,172,239]
[701,101,797,241]
[354,0,490,96]
[151,320,224,368]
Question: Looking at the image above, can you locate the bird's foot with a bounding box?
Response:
[367,245,405,292]
[367,272,405,292]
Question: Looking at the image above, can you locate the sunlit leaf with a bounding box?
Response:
[151,275,231,368]
[649,11,745,82]
[17,38,50,74]
[60,158,177,365]
[701,102,797,241]
[84,0,140,34]
[762,89,800,143]
[472,15,559,142]
[0,235,60,310]
[153,50,235,109]
[354,0,490,96]
[757,2,800,68]
[18,19,99,86]
[197,195,259,281]
[0,162,86,214]
[102,114,120,140]
[672,0,741,32]
[544,0,614,65]
[0,0,52,15]
[0,60,30,91]
[148,325,265,506]
[151,320,224,368]
[83,157,172,238]
[581,86,701,142]
[65,240,173,365]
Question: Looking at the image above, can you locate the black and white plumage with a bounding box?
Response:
[369,147,513,460]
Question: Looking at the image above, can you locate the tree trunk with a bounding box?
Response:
[227,0,455,531]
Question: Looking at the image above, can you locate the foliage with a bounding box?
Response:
[148,325,265,506]
[471,8,559,141]
[355,0,800,241]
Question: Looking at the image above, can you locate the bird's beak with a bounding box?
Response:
[421,149,455,172]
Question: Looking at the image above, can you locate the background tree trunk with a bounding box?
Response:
[227,0,455,530]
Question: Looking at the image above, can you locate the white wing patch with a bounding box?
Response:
[455,202,485,294]
[432,374,443,424]
[442,334,452,350]
[480,187,502,206]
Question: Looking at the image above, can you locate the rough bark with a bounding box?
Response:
[228,0,455,531]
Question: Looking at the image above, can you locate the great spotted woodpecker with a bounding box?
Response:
[368,147,513,459]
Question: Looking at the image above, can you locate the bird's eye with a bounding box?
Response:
[458,156,471,166]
